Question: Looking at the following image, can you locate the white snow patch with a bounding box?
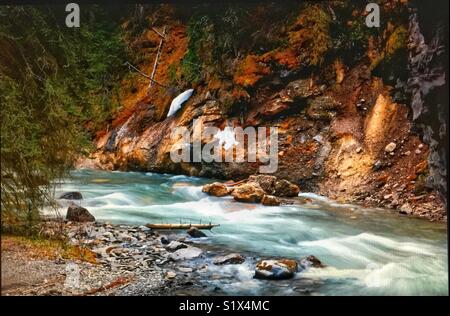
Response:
[167,89,194,117]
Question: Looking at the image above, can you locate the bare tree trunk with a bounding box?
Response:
[148,26,166,93]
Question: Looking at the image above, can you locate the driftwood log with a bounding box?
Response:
[145,223,219,230]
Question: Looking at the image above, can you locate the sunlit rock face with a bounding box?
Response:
[81,2,447,221]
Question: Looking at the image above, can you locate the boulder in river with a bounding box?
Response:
[202,182,229,197]
[299,255,324,270]
[231,182,265,203]
[273,179,300,197]
[213,253,245,265]
[261,195,281,206]
[169,246,203,261]
[248,175,277,194]
[187,227,207,238]
[59,191,83,200]
[254,259,298,280]
[66,203,95,222]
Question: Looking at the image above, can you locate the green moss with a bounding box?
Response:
[297,4,333,66]
[386,25,408,58]
[181,16,211,84]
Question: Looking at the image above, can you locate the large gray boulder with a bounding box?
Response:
[231,182,265,203]
[66,203,95,222]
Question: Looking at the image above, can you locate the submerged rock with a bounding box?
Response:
[187,227,207,238]
[213,253,245,265]
[59,191,83,200]
[261,195,281,206]
[202,182,229,197]
[254,259,298,280]
[66,203,95,222]
[299,255,324,270]
[231,182,265,203]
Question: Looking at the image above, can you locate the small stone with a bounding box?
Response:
[356,147,363,154]
[139,225,151,232]
[213,253,245,265]
[169,247,203,261]
[399,203,413,215]
[165,241,188,252]
[166,271,177,279]
[415,149,421,154]
[404,151,411,156]
[160,236,170,245]
[373,160,383,171]
[385,142,397,153]
[418,144,424,149]
[383,194,392,200]
[177,267,193,273]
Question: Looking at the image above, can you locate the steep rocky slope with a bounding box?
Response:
[78,2,447,221]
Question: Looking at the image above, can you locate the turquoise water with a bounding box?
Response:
[52,169,448,295]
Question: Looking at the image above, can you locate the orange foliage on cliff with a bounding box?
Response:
[233,55,271,87]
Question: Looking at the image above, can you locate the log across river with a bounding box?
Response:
[145,223,219,230]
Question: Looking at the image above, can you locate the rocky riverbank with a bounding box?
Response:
[201,175,446,222]
[2,218,324,296]
[2,221,194,296]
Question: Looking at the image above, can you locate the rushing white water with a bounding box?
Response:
[51,170,448,295]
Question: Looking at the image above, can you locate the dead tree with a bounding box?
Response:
[124,61,167,88]
[123,26,167,93]
[148,26,166,93]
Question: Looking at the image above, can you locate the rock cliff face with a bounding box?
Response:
[78,2,447,221]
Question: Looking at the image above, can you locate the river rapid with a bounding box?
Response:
[51,170,448,296]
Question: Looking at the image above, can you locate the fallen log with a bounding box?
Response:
[145,223,219,230]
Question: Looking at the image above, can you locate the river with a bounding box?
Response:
[51,169,448,296]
